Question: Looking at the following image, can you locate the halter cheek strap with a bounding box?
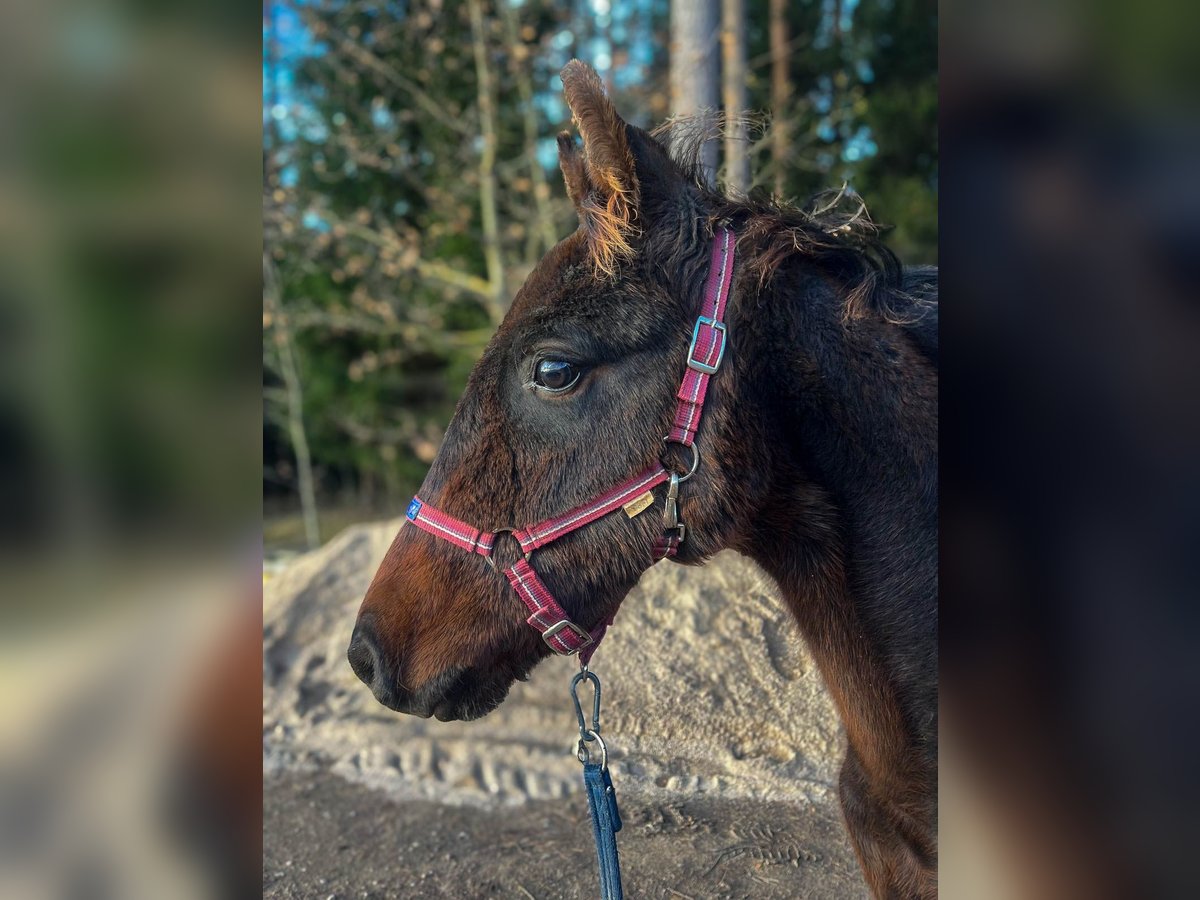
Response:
[405,226,736,664]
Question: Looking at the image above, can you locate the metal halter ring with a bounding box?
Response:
[661,437,700,483]
[577,729,609,769]
[484,528,530,571]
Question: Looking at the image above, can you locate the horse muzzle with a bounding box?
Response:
[347,616,510,721]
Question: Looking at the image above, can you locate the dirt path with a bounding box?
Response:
[265,770,865,899]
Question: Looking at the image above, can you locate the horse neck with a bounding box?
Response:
[740,260,935,580]
[730,261,939,764]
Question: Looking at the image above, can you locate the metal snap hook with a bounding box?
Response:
[570,668,602,739]
[662,473,680,531]
[661,472,688,543]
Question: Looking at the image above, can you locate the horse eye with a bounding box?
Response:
[533,359,580,393]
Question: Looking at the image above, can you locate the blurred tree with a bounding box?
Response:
[745,0,937,260]
[261,0,936,542]
[851,0,938,261]
[468,0,508,323]
[285,0,496,310]
[263,0,582,523]
[722,0,751,193]
[500,0,561,256]
[670,0,720,182]
[768,0,790,197]
[263,254,320,549]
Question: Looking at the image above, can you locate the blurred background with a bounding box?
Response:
[0,0,262,897]
[261,0,937,562]
[940,1,1200,897]
[0,0,1195,895]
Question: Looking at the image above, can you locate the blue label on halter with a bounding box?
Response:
[406,498,422,520]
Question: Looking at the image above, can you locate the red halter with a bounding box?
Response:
[405,226,736,664]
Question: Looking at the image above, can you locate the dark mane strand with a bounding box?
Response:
[650,118,928,326]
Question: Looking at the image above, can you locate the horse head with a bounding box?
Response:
[347,61,763,720]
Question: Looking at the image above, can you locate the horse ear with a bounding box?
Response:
[560,60,639,205]
[557,132,589,208]
[559,60,639,276]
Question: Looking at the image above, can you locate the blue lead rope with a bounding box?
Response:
[582,762,623,899]
[571,667,624,900]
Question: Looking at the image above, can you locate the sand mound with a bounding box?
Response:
[263,519,844,811]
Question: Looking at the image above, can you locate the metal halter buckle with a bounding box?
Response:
[542,619,592,653]
[686,316,727,374]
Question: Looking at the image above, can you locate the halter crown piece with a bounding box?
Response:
[404,226,736,665]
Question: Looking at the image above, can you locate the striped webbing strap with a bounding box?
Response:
[407,467,672,661]
[404,226,736,663]
[668,227,735,446]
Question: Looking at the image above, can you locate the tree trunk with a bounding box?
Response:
[769,0,791,198]
[468,0,507,324]
[721,0,750,193]
[264,257,321,551]
[500,2,559,257]
[669,0,720,185]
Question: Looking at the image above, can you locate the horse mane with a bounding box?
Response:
[649,117,933,327]
[898,266,939,367]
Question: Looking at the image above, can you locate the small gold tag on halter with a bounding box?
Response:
[623,491,655,518]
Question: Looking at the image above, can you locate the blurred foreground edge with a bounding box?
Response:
[941,0,1200,897]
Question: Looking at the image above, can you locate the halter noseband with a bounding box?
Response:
[404,226,736,664]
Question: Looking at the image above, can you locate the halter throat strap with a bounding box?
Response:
[405,226,736,664]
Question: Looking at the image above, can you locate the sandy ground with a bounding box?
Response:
[264,770,864,899]
[263,522,868,898]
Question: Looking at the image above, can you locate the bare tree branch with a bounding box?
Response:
[337,221,495,300]
[263,253,321,550]
[329,28,475,137]
[501,1,560,255]
[468,0,508,324]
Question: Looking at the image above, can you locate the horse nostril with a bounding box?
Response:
[348,617,405,709]
[347,619,381,687]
